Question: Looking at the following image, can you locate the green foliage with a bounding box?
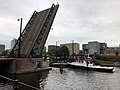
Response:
[115,51,119,56]
[94,54,116,61]
[93,60,113,65]
[93,54,120,65]
[58,46,69,59]
[48,46,69,59]
[115,56,120,62]
[94,54,101,60]
[101,55,114,61]
[48,48,56,56]
[0,50,9,57]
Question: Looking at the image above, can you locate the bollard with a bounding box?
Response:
[14,79,19,90]
[60,64,63,74]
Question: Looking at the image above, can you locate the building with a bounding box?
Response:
[11,38,17,49]
[100,42,107,54]
[60,43,80,55]
[0,44,5,52]
[104,47,120,56]
[83,41,107,54]
[82,44,89,54]
[88,41,100,54]
[48,45,60,54]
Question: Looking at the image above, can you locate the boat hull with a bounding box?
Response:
[67,63,114,73]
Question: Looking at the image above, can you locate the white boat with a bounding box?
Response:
[67,60,114,73]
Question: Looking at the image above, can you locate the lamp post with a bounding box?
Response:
[18,18,22,58]
[71,40,74,60]
[56,41,59,60]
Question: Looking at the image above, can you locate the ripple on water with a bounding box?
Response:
[1,67,120,90]
[44,67,120,90]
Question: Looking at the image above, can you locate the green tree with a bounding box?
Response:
[0,50,9,57]
[58,46,69,60]
[94,54,101,60]
[115,51,119,57]
[48,49,56,56]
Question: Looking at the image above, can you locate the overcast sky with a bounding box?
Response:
[0,0,120,50]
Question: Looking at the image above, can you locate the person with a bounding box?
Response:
[86,60,89,66]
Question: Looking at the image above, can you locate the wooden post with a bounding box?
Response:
[14,79,19,90]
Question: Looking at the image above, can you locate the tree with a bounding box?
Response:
[94,54,101,60]
[0,50,9,57]
[48,49,56,56]
[115,51,119,57]
[47,46,69,61]
[58,46,69,60]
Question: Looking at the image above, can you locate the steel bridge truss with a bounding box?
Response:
[9,4,59,58]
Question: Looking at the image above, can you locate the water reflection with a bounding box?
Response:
[0,67,120,90]
[0,71,49,90]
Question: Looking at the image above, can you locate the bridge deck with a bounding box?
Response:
[9,4,59,58]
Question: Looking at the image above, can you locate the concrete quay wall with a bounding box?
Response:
[7,58,51,74]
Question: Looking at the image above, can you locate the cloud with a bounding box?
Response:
[0,0,120,50]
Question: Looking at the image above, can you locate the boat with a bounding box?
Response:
[67,57,114,73]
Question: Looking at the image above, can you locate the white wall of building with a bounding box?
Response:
[60,43,80,55]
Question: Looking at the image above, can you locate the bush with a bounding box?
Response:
[94,54,116,61]
[93,54,120,64]
[94,54,101,60]
[115,56,120,62]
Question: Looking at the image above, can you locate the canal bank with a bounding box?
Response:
[9,58,51,74]
[0,58,51,74]
[100,64,120,67]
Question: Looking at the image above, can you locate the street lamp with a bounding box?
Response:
[18,18,22,57]
[71,40,74,60]
[56,41,59,60]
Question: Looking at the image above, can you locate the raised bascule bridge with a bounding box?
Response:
[0,4,59,74]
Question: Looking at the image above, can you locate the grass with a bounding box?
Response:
[92,54,120,65]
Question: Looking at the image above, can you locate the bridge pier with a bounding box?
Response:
[6,58,51,74]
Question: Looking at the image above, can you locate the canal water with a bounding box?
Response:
[0,67,120,90]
